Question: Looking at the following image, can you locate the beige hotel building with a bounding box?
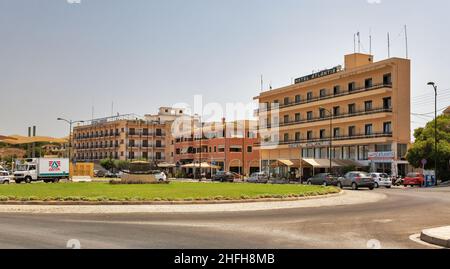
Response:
[255,53,411,178]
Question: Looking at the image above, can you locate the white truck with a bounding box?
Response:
[13,158,70,183]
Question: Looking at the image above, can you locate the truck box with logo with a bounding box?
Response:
[13,158,70,183]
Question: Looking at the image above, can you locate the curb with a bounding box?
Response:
[0,190,343,206]
[420,226,450,248]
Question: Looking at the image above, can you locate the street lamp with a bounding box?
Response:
[57,118,84,163]
[427,82,438,185]
[319,107,333,174]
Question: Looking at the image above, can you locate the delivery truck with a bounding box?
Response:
[13,158,70,183]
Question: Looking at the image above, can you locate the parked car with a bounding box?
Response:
[370,173,392,188]
[212,171,238,182]
[306,173,339,186]
[0,171,11,184]
[247,172,269,184]
[94,170,106,178]
[337,171,375,190]
[403,172,424,187]
[152,171,167,182]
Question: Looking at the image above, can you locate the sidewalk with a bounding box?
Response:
[421,226,450,248]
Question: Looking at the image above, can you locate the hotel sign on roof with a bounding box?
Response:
[294,65,342,84]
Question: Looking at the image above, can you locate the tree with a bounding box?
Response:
[406,114,450,181]
[100,158,114,172]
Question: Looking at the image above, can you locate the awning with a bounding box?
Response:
[181,162,221,169]
[181,147,189,154]
[157,162,176,168]
[278,159,294,166]
[333,159,365,167]
[302,159,339,168]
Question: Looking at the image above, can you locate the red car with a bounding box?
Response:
[403,172,424,187]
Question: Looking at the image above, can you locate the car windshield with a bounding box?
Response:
[358,172,370,177]
[15,165,28,171]
[380,174,388,178]
[407,173,417,177]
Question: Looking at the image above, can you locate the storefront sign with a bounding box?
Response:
[294,66,342,84]
[368,151,395,161]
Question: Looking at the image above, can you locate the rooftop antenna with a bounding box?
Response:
[404,24,409,59]
[260,74,263,92]
[387,32,391,58]
[353,33,356,53]
[357,32,361,53]
[369,28,372,55]
[111,101,114,117]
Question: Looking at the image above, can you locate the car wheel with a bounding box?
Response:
[25,177,32,184]
[404,185,408,187]
[337,182,343,189]
[3,180,9,185]
[374,182,379,188]
[386,186,391,189]
[307,181,312,185]
[323,181,328,186]
[369,186,374,190]
[351,182,358,190]
[15,180,21,184]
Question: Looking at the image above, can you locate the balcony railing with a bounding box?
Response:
[256,132,393,147]
[257,83,392,113]
[262,107,392,128]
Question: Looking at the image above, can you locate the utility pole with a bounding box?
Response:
[427,82,438,186]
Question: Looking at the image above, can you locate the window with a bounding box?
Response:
[295,113,301,122]
[383,122,392,134]
[320,89,327,97]
[284,133,290,142]
[218,147,225,152]
[156,129,162,136]
[295,95,301,103]
[230,147,242,153]
[319,109,326,119]
[143,140,148,147]
[155,152,162,160]
[383,73,392,85]
[307,131,313,140]
[156,140,162,147]
[307,92,313,101]
[283,115,290,124]
[365,101,373,111]
[129,152,135,159]
[348,82,356,92]
[348,126,356,137]
[320,129,326,139]
[143,128,149,135]
[376,144,392,152]
[247,146,253,153]
[295,132,301,141]
[365,78,373,88]
[348,103,356,114]
[129,140,135,147]
[333,128,340,138]
[284,97,290,105]
[383,97,392,109]
[142,152,148,159]
[307,111,313,120]
[398,144,408,159]
[365,124,373,135]
[333,85,340,95]
[333,106,340,116]
[129,128,135,135]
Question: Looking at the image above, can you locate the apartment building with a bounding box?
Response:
[73,107,186,163]
[255,53,411,178]
[174,119,260,176]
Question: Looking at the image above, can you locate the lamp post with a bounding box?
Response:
[57,118,84,163]
[427,82,438,185]
[320,107,333,173]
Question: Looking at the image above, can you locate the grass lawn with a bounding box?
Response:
[0,182,339,202]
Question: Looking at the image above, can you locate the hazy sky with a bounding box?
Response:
[0,0,449,137]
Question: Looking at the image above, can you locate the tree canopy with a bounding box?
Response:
[406,114,450,180]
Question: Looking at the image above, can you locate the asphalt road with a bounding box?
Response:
[0,187,449,249]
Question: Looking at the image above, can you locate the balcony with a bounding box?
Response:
[257,132,393,147]
[267,107,393,129]
[257,83,392,113]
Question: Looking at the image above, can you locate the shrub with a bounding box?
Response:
[0,196,8,201]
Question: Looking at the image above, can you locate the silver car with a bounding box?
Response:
[370,173,392,188]
[337,171,375,190]
[247,172,269,184]
[0,171,11,184]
